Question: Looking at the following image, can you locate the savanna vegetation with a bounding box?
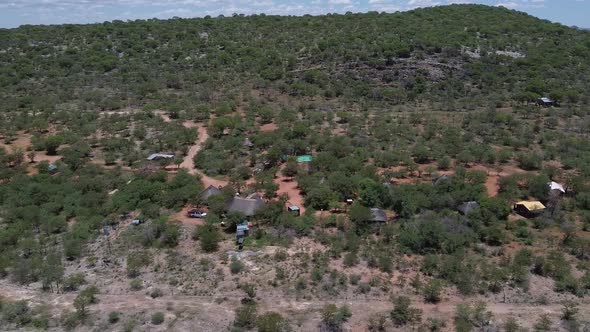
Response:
[1,4,590,331]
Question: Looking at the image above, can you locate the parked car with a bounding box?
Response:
[131,219,144,225]
[187,209,207,218]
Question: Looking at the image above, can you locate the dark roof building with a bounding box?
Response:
[457,201,480,215]
[201,185,222,201]
[370,208,388,222]
[537,97,555,107]
[228,194,265,216]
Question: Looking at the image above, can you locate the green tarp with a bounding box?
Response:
[297,155,312,163]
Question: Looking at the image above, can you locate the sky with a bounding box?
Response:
[0,0,588,29]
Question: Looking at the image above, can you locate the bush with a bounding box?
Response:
[151,312,165,325]
[63,273,86,292]
[503,317,522,332]
[234,304,257,329]
[108,311,121,324]
[239,283,256,299]
[230,258,245,274]
[367,313,387,331]
[533,314,553,331]
[130,279,143,291]
[357,282,371,294]
[390,296,422,326]
[126,251,151,278]
[194,224,221,252]
[320,304,351,331]
[517,152,542,170]
[150,288,163,298]
[423,279,443,303]
[1,300,31,327]
[256,312,291,332]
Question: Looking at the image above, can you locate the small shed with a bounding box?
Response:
[514,201,546,218]
[537,97,555,107]
[48,164,58,173]
[548,181,565,194]
[147,153,174,161]
[288,205,301,216]
[370,208,388,222]
[457,201,480,215]
[201,185,222,201]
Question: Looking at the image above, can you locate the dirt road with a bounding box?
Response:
[179,122,228,188]
[156,111,228,189]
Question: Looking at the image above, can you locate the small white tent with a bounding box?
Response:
[548,181,565,194]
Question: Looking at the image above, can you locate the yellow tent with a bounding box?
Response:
[515,201,546,212]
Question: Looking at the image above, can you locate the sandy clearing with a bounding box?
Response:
[171,206,207,226]
[274,167,305,213]
[0,133,62,172]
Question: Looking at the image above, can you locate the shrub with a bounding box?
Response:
[533,314,553,331]
[151,312,165,325]
[274,249,288,261]
[130,279,143,291]
[343,252,358,267]
[504,317,521,332]
[517,152,542,170]
[150,288,163,298]
[367,313,387,331]
[234,304,257,329]
[63,273,87,292]
[108,311,121,324]
[230,258,245,274]
[320,304,351,331]
[126,251,151,278]
[194,224,221,252]
[423,279,443,303]
[256,312,291,332]
[390,296,422,326]
[239,283,256,299]
[561,301,579,321]
[1,300,31,327]
[295,278,306,291]
[349,274,361,285]
[357,282,371,294]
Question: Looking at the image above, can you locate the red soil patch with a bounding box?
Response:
[172,206,207,226]
[380,161,532,197]
[275,166,305,213]
[260,122,278,132]
[0,133,62,173]
[0,134,31,152]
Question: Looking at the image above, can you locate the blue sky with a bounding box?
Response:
[0,0,588,29]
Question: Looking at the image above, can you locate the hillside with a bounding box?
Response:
[1,4,590,332]
[1,4,589,119]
